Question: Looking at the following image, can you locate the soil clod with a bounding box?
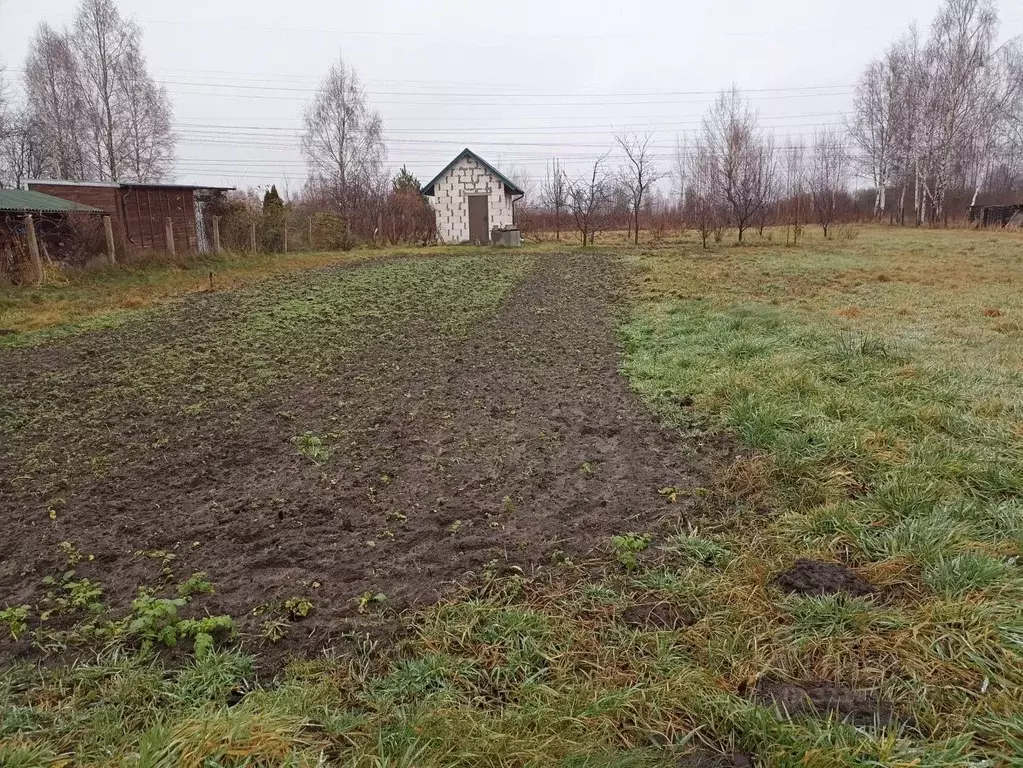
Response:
[774,558,876,597]
[754,679,895,726]
[620,601,694,631]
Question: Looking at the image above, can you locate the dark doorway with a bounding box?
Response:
[468,195,489,243]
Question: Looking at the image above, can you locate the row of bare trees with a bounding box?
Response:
[529,0,1021,244]
[535,91,854,247]
[538,131,664,247]
[849,0,1022,223]
[0,0,174,188]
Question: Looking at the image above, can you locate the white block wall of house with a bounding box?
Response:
[429,155,516,243]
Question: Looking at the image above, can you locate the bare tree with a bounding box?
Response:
[74,0,139,181]
[850,58,900,217]
[884,28,927,225]
[755,132,778,236]
[22,2,172,184]
[782,138,805,244]
[117,46,174,182]
[540,158,568,240]
[967,37,1023,205]
[302,52,386,226]
[686,136,720,248]
[0,63,8,143]
[615,129,661,244]
[25,23,89,180]
[925,0,999,223]
[702,86,772,242]
[807,128,849,237]
[1,110,45,188]
[671,132,688,213]
[567,151,612,247]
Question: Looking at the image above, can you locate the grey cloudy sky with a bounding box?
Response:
[3,0,1022,195]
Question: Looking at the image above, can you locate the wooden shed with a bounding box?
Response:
[0,189,107,281]
[27,180,233,257]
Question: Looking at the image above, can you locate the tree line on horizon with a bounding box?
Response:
[533,0,1022,246]
[1,0,1020,249]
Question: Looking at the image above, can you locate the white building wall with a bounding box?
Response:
[429,155,516,243]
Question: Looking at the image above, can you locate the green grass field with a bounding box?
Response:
[3,226,1023,766]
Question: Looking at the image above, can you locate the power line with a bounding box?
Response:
[156,78,855,100]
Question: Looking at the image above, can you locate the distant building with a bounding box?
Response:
[422,148,524,244]
[967,203,1023,228]
[27,180,233,255]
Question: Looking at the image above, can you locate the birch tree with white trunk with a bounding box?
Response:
[302,52,386,225]
[24,23,90,181]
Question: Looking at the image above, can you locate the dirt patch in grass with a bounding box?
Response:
[774,559,877,597]
[753,679,897,727]
[676,752,753,768]
[620,601,694,631]
[0,252,726,666]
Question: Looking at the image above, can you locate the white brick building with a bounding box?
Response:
[422,148,525,244]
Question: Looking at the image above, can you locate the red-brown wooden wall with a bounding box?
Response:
[28,183,199,256]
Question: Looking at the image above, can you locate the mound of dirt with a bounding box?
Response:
[774,558,876,597]
[754,679,894,726]
[620,601,694,631]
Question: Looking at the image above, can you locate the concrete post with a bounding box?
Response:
[212,216,221,255]
[165,217,176,257]
[102,215,116,264]
[250,222,257,253]
[24,214,43,285]
[283,224,288,254]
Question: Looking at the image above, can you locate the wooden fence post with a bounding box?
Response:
[165,217,176,257]
[250,222,257,253]
[283,224,288,254]
[102,215,116,264]
[24,214,43,285]
[212,216,221,255]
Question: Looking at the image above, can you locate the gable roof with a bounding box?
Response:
[421,148,525,197]
[0,188,105,215]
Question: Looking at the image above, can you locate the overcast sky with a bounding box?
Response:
[2,0,1021,195]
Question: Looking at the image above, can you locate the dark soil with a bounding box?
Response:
[754,679,895,727]
[677,752,753,768]
[774,558,877,597]
[0,252,728,665]
[620,601,694,631]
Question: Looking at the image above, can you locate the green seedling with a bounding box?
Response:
[177,572,215,598]
[356,591,386,613]
[658,486,679,503]
[284,597,313,619]
[292,432,332,465]
[0,605,31,639]
[611,533,652,571]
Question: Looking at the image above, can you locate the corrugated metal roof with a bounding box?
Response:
[0,189,105,214]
